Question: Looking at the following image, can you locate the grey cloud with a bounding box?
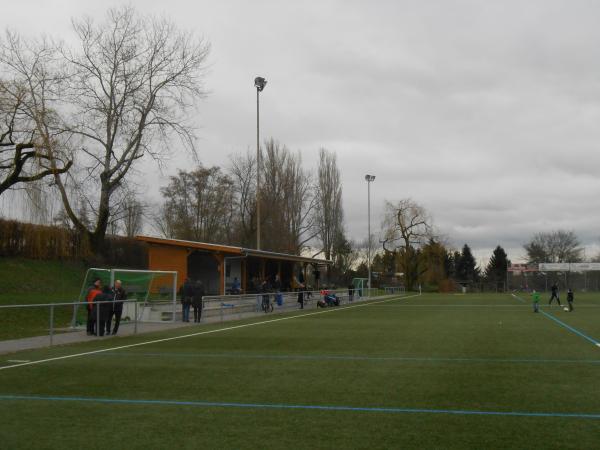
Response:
[3,0,600,264]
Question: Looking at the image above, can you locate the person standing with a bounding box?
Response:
[348,283,354,302]
[85,279,102,336]
[182,278,194,322]
[567,288,574,312]
[294,271,306,309]
[107,280,127,335]
[273,274,283,306]
[549,283,561,307]
[532,290,540,313]
[192,280,205,323]
[260,278,271,312]
[96,286,114,336]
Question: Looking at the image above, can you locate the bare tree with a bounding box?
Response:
[229,149,256,247]
[261,139,315,253]
[106,188,145,237]
[2,7,210,251]
[156,165,234,243]
[524,230,583,264]
[121,195,144,238]
[314,148,343,261]
[228,141,315,253]
[381,198,433,290]
[0,34,72,197]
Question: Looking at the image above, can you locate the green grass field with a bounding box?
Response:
[1,292,600,449]
[0,258,84,340]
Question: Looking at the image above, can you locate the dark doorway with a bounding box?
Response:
[188,251,220,295]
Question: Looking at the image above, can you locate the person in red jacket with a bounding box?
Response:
[86,278,103,336]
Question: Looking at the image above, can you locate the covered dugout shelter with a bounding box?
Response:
[136,236,332,296]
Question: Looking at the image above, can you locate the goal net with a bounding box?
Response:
[74,268,178,326]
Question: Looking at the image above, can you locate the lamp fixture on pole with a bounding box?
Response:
[254,76,267,250]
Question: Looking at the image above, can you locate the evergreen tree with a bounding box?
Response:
[444,251,455,278]
[456,244,480,282]
[484,246,509,288]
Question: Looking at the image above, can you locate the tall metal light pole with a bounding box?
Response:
[254,76,267,250]
[365,175,376,291]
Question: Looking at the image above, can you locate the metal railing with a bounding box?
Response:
[201,287,385,323]
[0,299,174,346]
[0,288,395,347]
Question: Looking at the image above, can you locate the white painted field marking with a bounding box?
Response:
[0,293,421,371]
[6,360,29,363]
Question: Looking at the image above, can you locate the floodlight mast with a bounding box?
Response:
[365,175,376,291]
[255,76,267,250]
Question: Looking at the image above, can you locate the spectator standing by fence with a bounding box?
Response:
[273,274,283,306]
[96,286,114,336]
[294,272,306,309]
[193,280,205,323]
[86,279,102,336]
[107,280,127,335]
[181,278,194,322]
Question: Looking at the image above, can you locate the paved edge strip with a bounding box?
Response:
[512,294,600,348]
[0,293,420,371]
[1,394,599,419]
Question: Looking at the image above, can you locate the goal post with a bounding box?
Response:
[109,269,178,323]
[73,268,178,327]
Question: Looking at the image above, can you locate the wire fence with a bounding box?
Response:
[0,288,394,347]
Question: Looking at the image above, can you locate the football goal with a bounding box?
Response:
[73,268,178,326]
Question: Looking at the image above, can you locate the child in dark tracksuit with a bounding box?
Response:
[567,289,574,312]
[549,283,561,306]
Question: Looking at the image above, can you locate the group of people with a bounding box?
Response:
[241,273,310,309]
[180,278,205,322]
[85,278,127,336]
[531,283,574,313]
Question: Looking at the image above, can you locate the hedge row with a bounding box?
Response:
[0,219,147,268]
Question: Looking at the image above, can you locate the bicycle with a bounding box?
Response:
[261,294,274,313]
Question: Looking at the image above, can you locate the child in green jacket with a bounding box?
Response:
[532,290,540,313]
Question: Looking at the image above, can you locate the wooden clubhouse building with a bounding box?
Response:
[136,236,332,296]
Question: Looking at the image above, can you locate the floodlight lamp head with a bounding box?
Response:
[254,77,267,92]
[365,174,375,182]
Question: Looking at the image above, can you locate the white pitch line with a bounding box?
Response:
[6,360,29,363]
[0,293,421,371]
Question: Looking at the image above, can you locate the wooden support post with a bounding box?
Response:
[242,259,247,294]
[215,253,225,296]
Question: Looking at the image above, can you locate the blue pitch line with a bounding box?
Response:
[512,294,600,348]
[95,351,600,365]
[368,304,530,307]
[540,311,600,347]
[1,394,600,420]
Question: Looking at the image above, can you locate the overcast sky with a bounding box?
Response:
[3,0,600,264]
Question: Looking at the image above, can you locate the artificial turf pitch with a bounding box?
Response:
[1,292,600,449]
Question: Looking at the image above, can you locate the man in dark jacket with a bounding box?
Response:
[96,286,114,337]
[107,280,127,335]
[192,280,205,323]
